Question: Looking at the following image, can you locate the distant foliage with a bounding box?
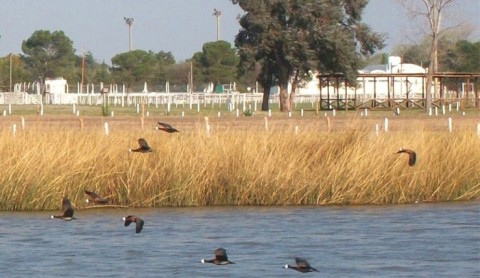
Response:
[21,30,77,81]
[192,41,239,84]
[233,0,385,111]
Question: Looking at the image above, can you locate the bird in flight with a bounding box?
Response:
[201,248,235,265]
[156,122,179,133]
[284,257,318,273]
[123,215,144,234]
[84,190,109,205]
[128,138,153,153]
[395,148,416,166]
[51,197,76,221]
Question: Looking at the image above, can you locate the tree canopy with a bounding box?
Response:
[192,40,238,85]
[111,50,175,91]
[233,0,385,111]
[21,30,77,80]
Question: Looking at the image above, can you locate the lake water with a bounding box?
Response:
[0,202,478,277]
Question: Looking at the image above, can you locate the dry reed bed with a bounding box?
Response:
[0,121,479,211]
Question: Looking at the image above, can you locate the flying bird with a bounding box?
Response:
[84,190,108,205]
[395,148,416,166]
[284,257,318,273]
[51,197,76,221]
[201,248,235,265]
[123,215,144,233]
[156,122,179,133]
[128,138,152,153]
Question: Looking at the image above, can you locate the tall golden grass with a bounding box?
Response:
[0,120,479,210]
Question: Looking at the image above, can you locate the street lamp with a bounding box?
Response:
[212,9,221,41]
[124,17,134,51]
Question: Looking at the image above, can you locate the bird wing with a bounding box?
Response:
[63,208,74,218]
[84,190,102,199]
[136,218,144,233]
[158,122,173,129]
[137,138,152,151]
[138,138,149,148]
[62,198,73,212]
[409,151,417,166]
[214,248,228,261]
[295,257,311,268]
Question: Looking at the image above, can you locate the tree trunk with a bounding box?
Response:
[261,86,270,111]
[279,83,290,112]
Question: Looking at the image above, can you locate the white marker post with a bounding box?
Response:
[104,122,109,136]
[375,124,379,136]
[448,117,452,132]
[12,124,16,137]
[204,117,211,134]
[384,118,389,132]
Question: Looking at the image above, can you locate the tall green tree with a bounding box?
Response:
[21,30,76,80]
[153,51,175,84]
[233,0,384,111]
[192,41,238,85]
[111,50,157,92]
[0,54,31,91]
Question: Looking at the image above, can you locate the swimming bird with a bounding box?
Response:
[284,257,318,273]
[201,248,234,265]
[84,190,108,205]
[156,122,179,133]
[128,138,152,153]
[123,215,144,233]
[51,197,76,221]
[395,148,416,166]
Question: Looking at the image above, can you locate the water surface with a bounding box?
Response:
[0,202,478,277]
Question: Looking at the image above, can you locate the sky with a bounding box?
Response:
[0,0,479,64]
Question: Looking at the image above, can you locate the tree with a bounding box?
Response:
[153,51,175,84]
[0,54,31,91]
[398,0,457,111]
[21,30,76,80]
[111,50,157,92]
[233,0,384,111]
[451,40,480,72]
[192,41,238,85]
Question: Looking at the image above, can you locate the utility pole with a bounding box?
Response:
[124,17,134,51]
[212,8,221,41]
[81,52,85,94]
[9,53,12,93]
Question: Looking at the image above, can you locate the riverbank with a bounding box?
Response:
[0,112,478,210]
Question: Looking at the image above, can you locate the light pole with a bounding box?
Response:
[124,17,134,51]
[212,9,221,41]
